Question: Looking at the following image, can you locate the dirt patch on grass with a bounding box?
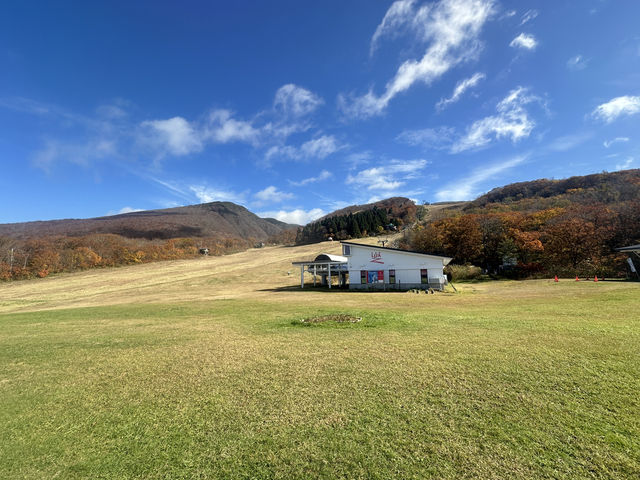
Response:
[300,314,362,324]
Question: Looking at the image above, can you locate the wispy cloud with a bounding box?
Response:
[253,186,295,206]
[106,206,144,216]
[592,96,640,123]
[345,151,373,170]
[547,132,592,152]
[265,135,344,162]
[289,170,332,187]
[435,155,526,201]
[510,33,537,50]
[33,138,117,171]
[341,0,495,119]
[369,0,417,56]
[258,208,325,225]
[346,159,428,192]
[614,157,634,171]
[452,87,539,152]
[396,127,455,150]
[603,137,630,148]
[566,54,588,70]
[436,72,485,110]
[273,84,324,117]
[519,9,538,26]
[189,185,248,205]
[204,109,260,144]
[141,117,203,156]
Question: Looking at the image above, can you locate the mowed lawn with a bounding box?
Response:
[1,243,639,479]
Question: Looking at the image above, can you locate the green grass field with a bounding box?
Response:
[1,245,639,478]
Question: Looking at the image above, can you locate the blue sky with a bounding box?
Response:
[1,0,639,225]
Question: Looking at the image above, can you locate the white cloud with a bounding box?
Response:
[189,185,247,205]
[346,159,428,191]
[141,117,203,156]
[452,87,538,152]
[300,135,341,159]
[141,109,262,157]
[289,170,332,187]
[370,0,417,56]
[114,206,143,215]
[519,9,538,26]
[396,127,455,150]
[603,137,630,148]
[345,151,373,170]
[435,155,526,201]
[96,104,128,119]
[273,84,324,117]
[204,109,260,144]
[258,208,325,225]
[265,135,343,162]
[614,157,633,171]
[33,138,117,170]
[592,96,640,123]
[253,186,295,205]
[510,33,537,50]
[547,132,592,152]
[342,0,495,118]
[566,54,588,70]
[436,72,485,110]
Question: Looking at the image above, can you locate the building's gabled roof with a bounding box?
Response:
[341,241,453,265]
[616,244,640,252]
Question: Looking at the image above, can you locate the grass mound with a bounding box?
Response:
[300,313,362,323]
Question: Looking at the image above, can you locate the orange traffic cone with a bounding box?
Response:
[575,276,580,281]
[594,275,598,282]
[554,275,559,282]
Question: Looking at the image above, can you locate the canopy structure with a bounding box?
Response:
[291,253,348,289]
[616,244,640,253]
[616,244,640,278]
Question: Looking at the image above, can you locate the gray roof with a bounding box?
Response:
[616,244,640,252]
[341,241,453,264]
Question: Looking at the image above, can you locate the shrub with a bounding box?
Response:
[445,264,483,281]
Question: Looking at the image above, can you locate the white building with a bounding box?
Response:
[341,241,452,290]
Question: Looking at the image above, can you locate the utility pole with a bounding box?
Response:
[9,248,13,273]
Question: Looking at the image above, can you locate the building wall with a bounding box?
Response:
[345,244,447,290]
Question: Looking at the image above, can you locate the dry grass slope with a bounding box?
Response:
[1,238,639,479]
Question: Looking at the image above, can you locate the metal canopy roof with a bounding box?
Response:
[291,252,348,266]
[616,244,640,252]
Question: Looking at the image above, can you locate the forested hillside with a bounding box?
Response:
[0,202,298,280]
[296,197,417,244]
[400,169,640,278]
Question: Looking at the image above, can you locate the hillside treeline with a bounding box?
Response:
[402,170,640,277]
[469,169,639,210]
[0,234,253,281]
[296,207,397,244]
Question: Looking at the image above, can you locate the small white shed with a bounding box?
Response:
[341,241,452,290]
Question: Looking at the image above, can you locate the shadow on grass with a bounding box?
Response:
[258,285,411,294]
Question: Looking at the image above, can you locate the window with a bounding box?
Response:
[342,244,351,256]
[389,269,395,284]
[421,269,428,284]
[360,270,367,284]
[367,270,384,283]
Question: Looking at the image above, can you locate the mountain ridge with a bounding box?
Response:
[0,202,297,241]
